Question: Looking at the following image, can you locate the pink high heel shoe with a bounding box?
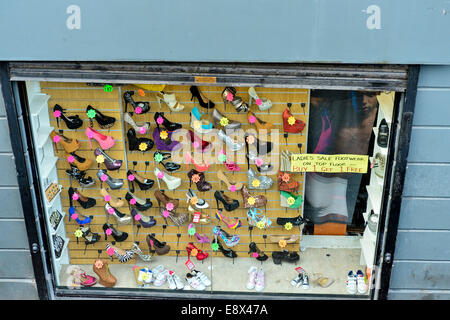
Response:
[195,233,210,243]
[85,127,115,150]
[219,149,241,171]
[185,153,210,172]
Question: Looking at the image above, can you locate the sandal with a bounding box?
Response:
[213,226,240,247]
[156,91,185,112]
[222,87,249,112]
[248,87,272,111]
[215,210,241,229]
[310,273,335,288]
[247,207,272,230]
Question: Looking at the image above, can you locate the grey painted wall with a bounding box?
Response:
[0,83,39,300]
[388,65,450,300]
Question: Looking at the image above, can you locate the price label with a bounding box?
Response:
[193,212,201,223]
[185,259,195,271]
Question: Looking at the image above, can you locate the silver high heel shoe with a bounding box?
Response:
[124,112,151,133]
[186,188,209,210]
[247,150,273,173]
[105,203,132,225]
[218,129,245,151]
[212,109,241,131]
[97,169,124,189]
[222,87,249,112]
[280,150,292,172]
[247,167,274,189]
[131,243,152,262]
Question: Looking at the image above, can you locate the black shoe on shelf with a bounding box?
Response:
[102,223,128,242]
[53,104,83,129]
[66,166,95,188]
[86,105,116,129]
[190,85,215,109]
[377,118,389,148]
[123,91,151,114]
[272,250,300,265]
[127,128,154,152]
[153,112,182,131]
[276,215,307,227]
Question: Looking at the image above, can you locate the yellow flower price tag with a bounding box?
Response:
[287,196,296,206]
[284,222,293,230]
[193,120,201,130]
[247,196,256,206]
[139,142,148,151]
[252,179,260,188]
[160,130,168,140]
[96,155,105,164]
[256,221,265,229]
[74,229,83,238]
[220,117,229,127]
[288,116,296,125]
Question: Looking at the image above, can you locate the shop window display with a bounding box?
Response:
[25,81,394,296]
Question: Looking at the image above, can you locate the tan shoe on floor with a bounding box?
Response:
[93,259,117,287]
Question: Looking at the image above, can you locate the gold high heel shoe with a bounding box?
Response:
[156,91,185,112]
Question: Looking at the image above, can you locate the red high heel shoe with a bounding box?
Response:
[282,108,306,134]
[186,242,208,261]
[187,130,211,153]
[185,153,210,172]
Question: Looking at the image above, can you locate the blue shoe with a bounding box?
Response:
[68,206,92,225]
[190,106,213,133]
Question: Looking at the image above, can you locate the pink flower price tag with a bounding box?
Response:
[255,98,262,106]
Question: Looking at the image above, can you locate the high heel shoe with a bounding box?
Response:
[101,188,125,207]
[186,242,209,261]
[222,87,249,112]
[186,189,209,210]
[190,106,213,134]
[248,87,272,111]
[154,190,179,211]
[277,171,299,193]
[213,226,240,247]
[154,167,181,190]
[217,170,243,191]
[79,226,101,247]
[218,149,241,172]
[248,242,269,261]
[94,148,122,170]
[212,237,237,258]
[97,169,124,189]
[124,112,151,134]
[283,107,306,133]
[53,104,83,129]
[85,127,115,150]
[158,207,188,227]
[153,127,181,151]
[106,243,134,263]
[146,234,170,255]
[50,130,80,153]
[125,191,153,211]
[214,191,239,212]
[185,153,210,172]
[156,91,185,112]
[247,167,273,190]
[154,151,180,172]
[187,130,211,153]
[127,169,155,191]
[68,187,96,209]
[131,242,152,262]
[127,128,154,152]
[130,208,156,228]
[102,222,128,242]
[217,129,245,151]
[276,215,306,227]
[215,210,241,229]
[195,233,210,243]
[188,169,212,192]
[93,259,117,287]
[212,109,241,132]
[123,91,150,114]
[240,186,267,209]
[105,203,132,225]
[280,191,303,209]
[247,207,272,229]
[280,150,293,172]
[68,206,92,225]
[154,112,182,131]
[190,85,215,109]
[244,133,273,156]
[247,111,273,132]
[66,166,95,188]
[86,105,116,129]
[67,152,92,171]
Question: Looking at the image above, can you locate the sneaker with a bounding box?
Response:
[167,272,177,290]
[346,271,357,294]
[192,269,211,287]
[137,267,153,284]
[153,269,169,287]
[255,267,265,292]
[356,270,367,294]
[291,273,303,288]
[172,272,185,290]
[185,273,206,291]
[247,266,258,290]
[151,264,165,282]
[302,273,309,289]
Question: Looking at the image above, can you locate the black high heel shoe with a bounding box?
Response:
[66,166,95,188]
[127,169,154,191]
[53,104,83,129]
[190,86,215,109]
[248,242,268,261]
[213,237,237,258]
[102,222,128,242]
[68,187,96,209]
[79,226,101,253]
[154,112,182,131]
[214,190,239,211]
[86,105,116,129]
[125,191,153,211]
[154,151,180,172]
[123,91,150,114]
[127,128,154,152]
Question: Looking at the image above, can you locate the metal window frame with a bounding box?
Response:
[1,62,417,300]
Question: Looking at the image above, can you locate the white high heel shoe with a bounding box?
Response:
[186,188,209,210]
[154,167,181,190]
[124,113,151,133]
[248,87,272,111]
[156,92,185,112]
[218,129,244,151]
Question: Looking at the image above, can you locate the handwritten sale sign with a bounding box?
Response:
[290,154,369,173]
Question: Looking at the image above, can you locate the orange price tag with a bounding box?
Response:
[137,89,145,96]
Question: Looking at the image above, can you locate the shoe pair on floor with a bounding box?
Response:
[291,268,309,289]
[346,270,367,294]
[247,266,264,292]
